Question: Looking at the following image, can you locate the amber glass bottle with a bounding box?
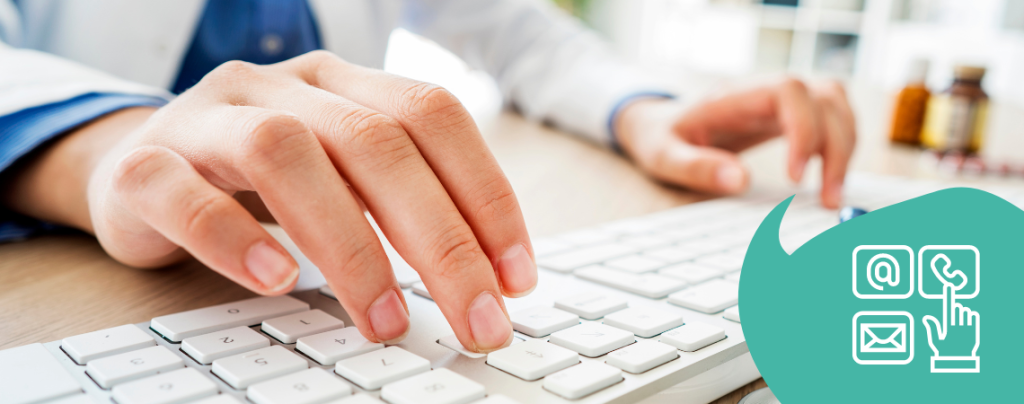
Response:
[889,60,930,145]
[921,65,989,153]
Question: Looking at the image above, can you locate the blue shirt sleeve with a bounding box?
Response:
[0,93,168,242]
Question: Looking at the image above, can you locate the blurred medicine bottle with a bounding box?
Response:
[920,65,989,154]
[888,59,930,145]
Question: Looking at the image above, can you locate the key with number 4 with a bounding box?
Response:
[296,327,384,365]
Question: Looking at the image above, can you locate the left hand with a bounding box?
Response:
[614,78,856,208]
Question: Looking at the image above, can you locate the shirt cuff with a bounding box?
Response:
[606,92,675,154]
[0,92,168,243]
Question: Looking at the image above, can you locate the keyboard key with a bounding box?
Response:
[543,362,622,399]
[658,263,722,284]
[605,340,678,373]
[723,306,740,322]
[297,327,384,365]
[553,292,627,320]
[574,266,686,299]
[262,309,345,344]
[509,306,579,337]
[643,246,700,263]
[724,272,741,283]
[0,343,82,404]
[694,253,743,272]
[549,323,634,357]
[437,334,522,359]
[181,326,270,365]
[331,395,386,404]
[381,368,485,404]
[667,279,738,314]
[335,347,431,390]
[470,395,521,404]
[151,296,309,342]
[247,368,352,404]
[486,340,578,381]
[617,235,672,249]
[45,395,96,404]
[86,346,184,388]
[411,282,432,300]
[212,345,308,389]
[604,255,666,273]
[659,322,726,352]
[61,324,155,364]
[558,229,617,246]
[111,368,217,404]
[537,243,638,273]
[192,396,244,404]
[602,308,683,338]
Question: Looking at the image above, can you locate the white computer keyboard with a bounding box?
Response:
[5,173,1024,404]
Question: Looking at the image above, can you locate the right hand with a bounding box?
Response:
[922,284,981,359]
[5,51,536,352]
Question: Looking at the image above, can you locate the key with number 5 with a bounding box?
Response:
[212,345,308,389]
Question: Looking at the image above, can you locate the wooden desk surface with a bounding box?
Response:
[3,89,1021,402]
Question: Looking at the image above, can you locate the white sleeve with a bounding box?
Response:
[400,0,672,145]
[0,1,171,117]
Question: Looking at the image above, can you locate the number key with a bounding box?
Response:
[181,326,270,365]
[296,327,384,365]
[381,368,485,404]
[86,346,184,388]
[212,345,307,389]
[334,347,430,390]
[247,368,352,404]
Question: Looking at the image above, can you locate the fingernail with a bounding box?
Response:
[497,244,537,297]
[716,164,745,193]
[368,289,410,343]
[246,241,299,292]
[468,292,512,352]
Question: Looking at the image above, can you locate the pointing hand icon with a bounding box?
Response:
[921,284,981,373]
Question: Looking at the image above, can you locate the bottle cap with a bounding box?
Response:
[953,65,986,81]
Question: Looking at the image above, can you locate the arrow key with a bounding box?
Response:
[549,323,635,357]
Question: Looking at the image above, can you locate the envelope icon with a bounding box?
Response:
[860,323,906,353]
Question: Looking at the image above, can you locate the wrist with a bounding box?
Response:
[2,107,156,232]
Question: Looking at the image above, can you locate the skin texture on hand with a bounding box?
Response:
[615,78,857,209]
[0,51,537,353]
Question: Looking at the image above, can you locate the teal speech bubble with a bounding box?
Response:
[742,188,1022,402]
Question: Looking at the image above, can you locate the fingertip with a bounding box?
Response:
[367,288,411,343]
[496,243,537,297]
[715,163,747,194]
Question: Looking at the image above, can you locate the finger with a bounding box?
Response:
[943,283,955,328]
[774,78,822,183]
[110,146,299,294]
[164,89,409,343]
[922,315,941,343]
[249,70,512,352]
[815,82,856,208]
[283,52,536,298]
[645,138,748,194]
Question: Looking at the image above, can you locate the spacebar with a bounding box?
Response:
[151,295,308,342]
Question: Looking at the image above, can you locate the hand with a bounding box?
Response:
[922,284,981,372]
[2,51,535,352]
[614,78,856,208]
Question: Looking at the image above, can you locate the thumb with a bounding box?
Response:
[922,315,942,341]
[646,141,749,195]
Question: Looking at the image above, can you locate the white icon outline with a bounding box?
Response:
[859,323,907,353]
[852,245,914,299]
[852,311,915,365]
[918,245,980,300]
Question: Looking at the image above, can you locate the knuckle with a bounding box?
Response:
[204,60,260,85]
[334,237,387,279]
[111,146,178,196]
[237,112,314,167]
[430,225,485,279]
[178,192,226,236]
[301,49,340,66]
[334,108,418,168]
[398,82,468,125]
[472,182,520,225]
